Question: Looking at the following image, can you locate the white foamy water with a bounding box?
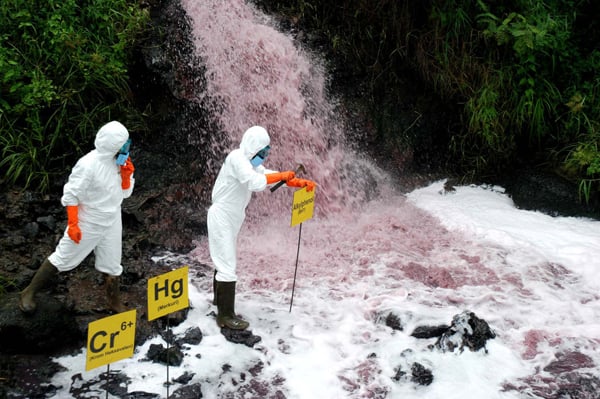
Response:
[51,181,600,398]
[49,1,600,398]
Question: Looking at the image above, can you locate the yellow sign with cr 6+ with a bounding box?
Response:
[86,309,136,371]
[290,187,315,227]
[147,266,189,321]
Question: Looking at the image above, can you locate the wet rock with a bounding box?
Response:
[124,392,162,399]
[98,371,131,398]
[36,215,57,231]
[411,311,495,352]
[153,308,190,333]
[411,362,434,386]
[411,324,449,339]
[125,0,222,253]
[178,326,203,346]
[146,343,185,366]
[173,371,195,384]
[22,222,39,238]
[435,310,496,352]
[1,234,27,249]
[69,371,132,399]
[392,361,434,386]
[171,383,204,398]
[0,293,82,354]
[384,312,403,331]
[495,168,600,219]
[221,328,262,347]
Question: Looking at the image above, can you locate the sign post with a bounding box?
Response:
[147,266,190,399]
[289,187,316,311]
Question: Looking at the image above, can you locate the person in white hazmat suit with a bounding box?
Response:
[208,125,316,330]
[19,121,136,314]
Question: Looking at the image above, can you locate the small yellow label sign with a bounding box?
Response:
[86,309,136,371]
[290,187,315,227]
[147,266,189,321]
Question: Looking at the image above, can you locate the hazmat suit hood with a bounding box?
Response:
[94,121,129,158]
[239,126,270,159]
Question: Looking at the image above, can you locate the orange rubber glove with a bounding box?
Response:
[286,178,316,192]
[120,157,135,189]
[66,205,82,244]
[266,170,295,184]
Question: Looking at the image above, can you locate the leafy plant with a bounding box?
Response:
[562,89,600,203]
[0,0,149,191]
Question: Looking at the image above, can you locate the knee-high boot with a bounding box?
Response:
[212,270,217,305]
[106,275,127,314]
[19,258,58,314]
[216,281,249,330]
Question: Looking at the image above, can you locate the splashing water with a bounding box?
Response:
[182,0,391,221]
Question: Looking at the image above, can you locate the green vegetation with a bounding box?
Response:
[0,0,149,192]
[3,0,598,203]
[255,0,600,203]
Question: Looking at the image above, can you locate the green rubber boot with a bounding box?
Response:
[106,275,127,314]
[216,281,249,330]
[19,258,58,314]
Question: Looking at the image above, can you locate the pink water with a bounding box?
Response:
[179,1,600,398]
[182,0,392,221]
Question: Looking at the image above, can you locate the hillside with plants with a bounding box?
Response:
[1,0,599,207]
[255,0,600,205]
[0,0,148,192]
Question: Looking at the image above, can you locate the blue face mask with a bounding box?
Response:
[250,145,270,167]
[116,139,131,166]
[250,155,265,167]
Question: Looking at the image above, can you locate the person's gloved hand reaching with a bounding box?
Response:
[286,178,316,192]
[121,157,135,189]
[66,205,82,243]
[266,170,295,184]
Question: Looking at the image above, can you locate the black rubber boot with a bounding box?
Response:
[106,275,127,314]
[216,281,249,330]
[212,270,217,305]
[19,258,58,314]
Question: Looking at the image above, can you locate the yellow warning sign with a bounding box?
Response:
[147,266,189,321]
[86,309,136,371]
[290,187,315,227]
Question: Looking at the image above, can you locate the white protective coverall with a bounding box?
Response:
[48,121,134,276]
[207,126,274,282]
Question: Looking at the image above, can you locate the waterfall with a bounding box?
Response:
[181,0,391,222]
